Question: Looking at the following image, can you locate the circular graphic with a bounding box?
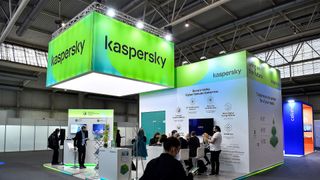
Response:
[176,107,181,114]
[224,103,232,111]
[224,123,232,132]
[207,96,214,104]
[190,98,196,105]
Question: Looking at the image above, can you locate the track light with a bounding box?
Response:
[107,8,116,17]
[136,21,144,29]
[184,21,189,28]
[165,34,172,41]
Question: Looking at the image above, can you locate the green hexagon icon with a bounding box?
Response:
[120,164,129,175]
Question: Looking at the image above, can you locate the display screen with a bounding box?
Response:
[92,124,105,135]
[189,118,214,136]
[70,124,86,134]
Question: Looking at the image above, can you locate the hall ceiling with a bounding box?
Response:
[0,0,320,66]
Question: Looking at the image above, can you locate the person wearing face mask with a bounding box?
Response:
[140,137,194,180]
[208,126,222,175]
[73,126,88,169]
[149,132,161,146]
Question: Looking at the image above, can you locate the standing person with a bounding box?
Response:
[202,133,211,165]
[116,129,122,147]
[209,126,222,175]
[48,128,60,165]
[74,126,88,169]
[149,132,160,146]
[140,137,194,180]
[133,128,148,158]
[188,131,200,169]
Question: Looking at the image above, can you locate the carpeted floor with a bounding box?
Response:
[0,150,77,180]
[248,152,320,180]
[0,150,320,180]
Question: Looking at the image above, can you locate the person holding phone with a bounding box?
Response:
[208,126,222,175]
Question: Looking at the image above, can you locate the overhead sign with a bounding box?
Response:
[47,11,174,93]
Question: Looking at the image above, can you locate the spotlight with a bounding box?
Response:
[219,50,226,54]
[182,61,189,65]
[184,21,189,28]
[165,34,172,41]
[200,56,207,60]
[136,21,144,29]
[61,22,66,27]
[107,8,116,17]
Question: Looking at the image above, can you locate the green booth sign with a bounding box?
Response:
[47,11,175,91]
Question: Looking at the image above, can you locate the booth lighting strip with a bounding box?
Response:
[52,2,168,40]
[235,162,283,180]
[43,164,74,176]
[64,163,96,167]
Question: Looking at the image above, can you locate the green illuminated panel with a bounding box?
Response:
[46,12,174,88]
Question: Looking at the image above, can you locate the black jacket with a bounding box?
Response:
[179,137,188,149]
[140,153,193,180]
[48,132,60,149]
[188,136,200,157]
[73,130,88,148]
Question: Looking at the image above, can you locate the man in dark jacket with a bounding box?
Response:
[187,131,200,168]
[140,137,193,180]
[74,126,88,169]
[49,128,60,165]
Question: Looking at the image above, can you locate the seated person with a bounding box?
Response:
[159,134,168,144]
[140,137,193,180]
[149,132,161,146]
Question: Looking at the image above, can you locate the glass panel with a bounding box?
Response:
[0,125,5,152]
[35,126,48,150]
[5,125,21,152]
[21,126,35,151]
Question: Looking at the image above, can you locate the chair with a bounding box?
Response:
[192,146,205,167]
[179,149,190,161]
[179,149,190,172]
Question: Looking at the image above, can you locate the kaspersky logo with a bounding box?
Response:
[51,40,85,66]
[105,35,167,69]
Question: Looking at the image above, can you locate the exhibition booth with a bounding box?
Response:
[43,2,285,180]
[283,100,314,156]
[140,51,284,174]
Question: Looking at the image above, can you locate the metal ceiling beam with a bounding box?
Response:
[16,0,48,36]
[0,71,38,80]
[121,0,142,13]
[239,26,320,52]
[162,0,231,28]
[180,10,320,60]
[0,0,30,43]
[219,5,237,19]
[176,0,312,48]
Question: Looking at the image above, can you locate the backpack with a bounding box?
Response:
[48,134,54,149]
[197,160,207,173]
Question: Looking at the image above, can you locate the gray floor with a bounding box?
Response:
[0,150,77,180]
[0,150,320,180]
